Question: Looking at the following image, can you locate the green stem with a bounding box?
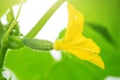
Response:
[0,47,7,69]
[0,47,7,80]
[1,0,23,46]
[25,0,66,38]
[0,1,23,79]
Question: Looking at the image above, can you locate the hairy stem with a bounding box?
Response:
[25,0,66,38]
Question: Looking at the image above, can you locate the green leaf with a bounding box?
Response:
[45,54,105,80]
[58,29,66,39]
[85,22,115,45]
[5,47,55,80]
[5,47,105,80]
[0,0,25,17]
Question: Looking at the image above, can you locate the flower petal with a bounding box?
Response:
[70,48,104,69]
[63,4,84,42]
[65,37,104,69]
[85,54,105,69]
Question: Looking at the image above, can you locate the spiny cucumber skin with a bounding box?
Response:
[23,38,53,51]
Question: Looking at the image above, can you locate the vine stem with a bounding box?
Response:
[25,0,66,38]
[0,46,8,79]
[0,0,24,79]
[0,47,7,69]
[1,0,24,46]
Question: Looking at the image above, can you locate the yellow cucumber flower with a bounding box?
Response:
[54,4,104,69]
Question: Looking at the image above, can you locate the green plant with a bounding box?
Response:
[0,0,120,80]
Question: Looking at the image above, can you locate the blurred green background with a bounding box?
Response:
[0,0,120,80]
